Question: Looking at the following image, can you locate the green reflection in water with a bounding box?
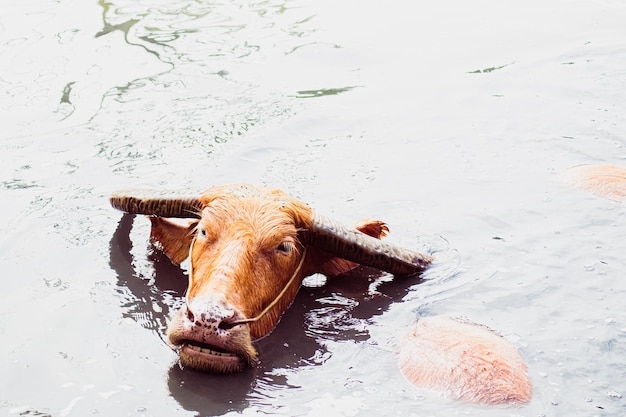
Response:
[467,63,512,74]
[293,86,359,99]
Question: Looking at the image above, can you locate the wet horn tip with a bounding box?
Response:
[308,214,432,276]
[109,189,202,218]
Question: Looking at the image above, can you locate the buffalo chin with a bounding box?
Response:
[178,343,252,373]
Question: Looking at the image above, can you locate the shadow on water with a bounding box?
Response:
[108,213,187,341]
[109,213,424,416]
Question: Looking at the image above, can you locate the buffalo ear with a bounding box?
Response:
[150,217,198,265]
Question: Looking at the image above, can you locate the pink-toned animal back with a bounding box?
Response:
[399,316,532,405]
[561,164,626,201]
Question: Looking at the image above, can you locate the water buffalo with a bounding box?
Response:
[110,184,431,373]
[110,183,531,405]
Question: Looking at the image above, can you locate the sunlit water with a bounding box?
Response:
[2,0,626,416]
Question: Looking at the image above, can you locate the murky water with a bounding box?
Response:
[2,0,626,416]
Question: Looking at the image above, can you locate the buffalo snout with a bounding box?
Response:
[184,297,244,331]
[167,296,258,373]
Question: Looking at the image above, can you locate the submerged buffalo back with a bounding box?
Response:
[561,164,626,201]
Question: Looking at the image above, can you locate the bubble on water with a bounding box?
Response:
[55,29,79,45]
[44,277,69,290]
[302,273,327,288]
[343,378,363,389]
[606,390,622,399]
[303,392,366,417]
[364,386,378,394]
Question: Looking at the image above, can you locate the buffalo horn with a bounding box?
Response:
[110,189,202,218]
[307,214,432,276]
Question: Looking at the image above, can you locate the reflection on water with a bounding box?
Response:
[108,213,425,415]
[92,0,317,116]
[109,214,187,340]
[167,365,257,415]
[294,86,359,99]
[97,0,304,63]
[467,63,512,74]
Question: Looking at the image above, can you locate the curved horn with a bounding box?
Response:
[110,189,203,218]
[306,214,432,276]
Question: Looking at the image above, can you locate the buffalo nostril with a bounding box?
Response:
[218,321,236,330]
[218,311,248,330]
[184,299,245,330]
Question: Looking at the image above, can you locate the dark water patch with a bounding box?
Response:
[468,63,513,74]
[59,81,75,105]
[0,179,41,190]
[167,365,257,415]
[293,86,359,98]
[10,408,53,417]
[109,214,187,337]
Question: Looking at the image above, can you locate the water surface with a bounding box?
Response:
[2,0,626,416]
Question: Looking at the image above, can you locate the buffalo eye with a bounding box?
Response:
[197,226,208,239]
[276,241,295,254]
